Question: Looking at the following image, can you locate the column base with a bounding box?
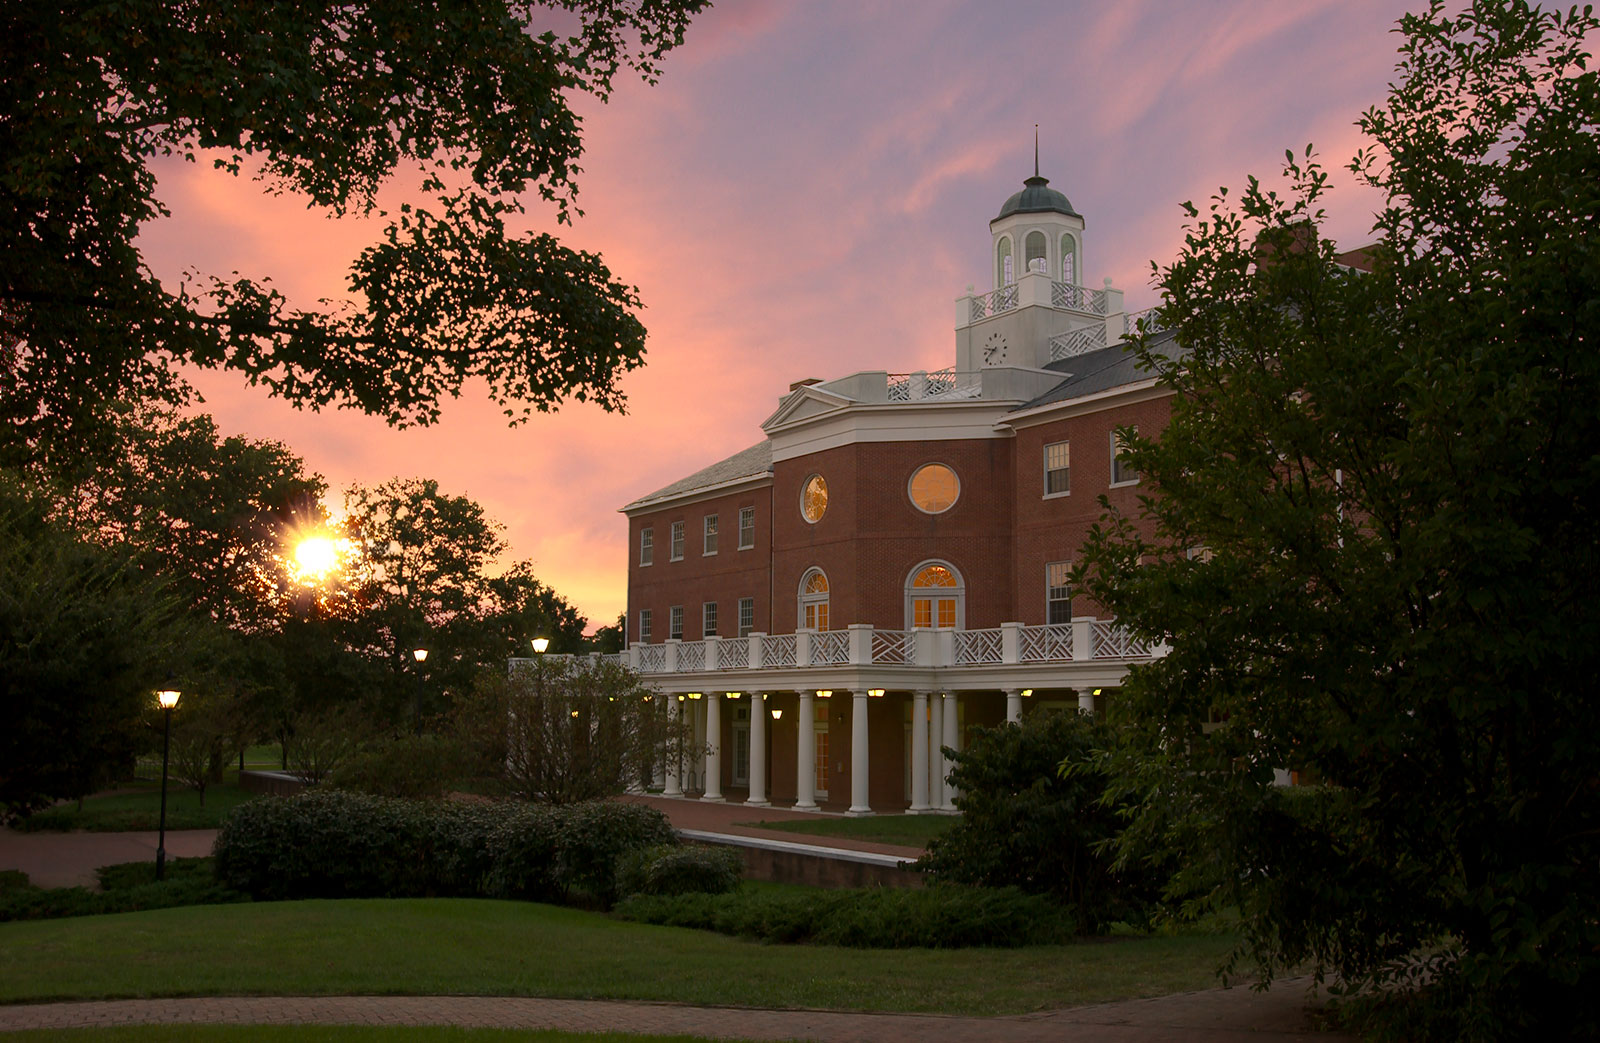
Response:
[744,798,771,807]
[907,804,933,815]
[845,806,873,817]
[700,795,726,803]
[793,800,820,811]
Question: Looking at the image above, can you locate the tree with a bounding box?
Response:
[1078,3,1599,1037]
[480,560,589,658]
[0,474,181,821]
[0,1,706,469]
[470,658,679,804]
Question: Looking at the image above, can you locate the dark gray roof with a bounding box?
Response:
[622,441,772,512]
[1012,328,1182,411]
[994,174,1079,221]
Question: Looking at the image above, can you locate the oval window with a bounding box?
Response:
[909,463,959,514]
[800,474,828,523]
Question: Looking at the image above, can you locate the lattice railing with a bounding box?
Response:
[954,628,1004,665]
[1018,624,1073,662]
[675,642,705,672]
[763,634,797,668]
[1123,307,1167,337]
[1048,325,1107,361]
[1092,621,1151,659]
[719,640,749,670]
[600,653,623,668]
[1050,281,1110,314]
[969,284,1019,322]
[813,630,849,665]
[871,629,913,665]
[636,644,666,673]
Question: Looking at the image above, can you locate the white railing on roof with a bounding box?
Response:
[969,284,1019,322]
[871,629,914,665]
[1092,621,1151,659]
[886,367,959,401]
[613,619,1155,677]
[813,630,849,665]
[954,628,1004,665]
[1123,307,1168,337]
[719,639,749,670]
[1051,281,1110,315]
[1018,624,1074,662]
[764,633,797,668]
[1048,325,1108,361]
[600,653,623,667]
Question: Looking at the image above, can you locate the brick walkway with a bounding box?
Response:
[0,982,1351,1040]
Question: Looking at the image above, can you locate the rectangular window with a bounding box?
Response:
[702,601,718,637]
[1047,561,1073,624]
[738,597,755,637]
[1111,428,1140,486]
[738,506,755,550]
[669,605,683,640]
[669,521,685,561]
[703,514,718,555]
[1044,440,1070,496]
[639,608,652,642]
[639,527,654,566]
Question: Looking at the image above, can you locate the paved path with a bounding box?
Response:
[0,828,218,890]
[0,980,1351,1040]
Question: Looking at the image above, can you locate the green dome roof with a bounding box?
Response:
[994,174,1078,221]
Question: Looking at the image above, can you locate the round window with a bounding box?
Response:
[909,463,959,514]
[800,474,828,523]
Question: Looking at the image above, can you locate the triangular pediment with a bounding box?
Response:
[761,384,854,431]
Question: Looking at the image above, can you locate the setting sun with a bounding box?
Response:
[292,535,342,582]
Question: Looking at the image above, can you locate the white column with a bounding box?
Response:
[795,690,818,810]
[664,696,682,797]
[747,693,769,806]
[691,698,707,792]
[910,690,931,813]
[941,692,959,811]
[1005,688,1022,725]
[928,691,944,810]
[1078,687,1096,714]
[847,690,871,816]
[703,692,724,802]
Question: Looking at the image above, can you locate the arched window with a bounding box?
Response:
[905,560,965,630]
[1025,231,1047,274]
[1060,233,1078,285]
[799,568,830,631]
[995,237,1013,287]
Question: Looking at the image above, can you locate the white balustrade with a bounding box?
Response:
[953,628,1003,665]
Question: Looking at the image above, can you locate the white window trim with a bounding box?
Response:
[738,597,755,637]
[1042,440,1070,499]
[703,514,718,556]
[738,506,755,551]
[639,527,654,566]
[1109,429,1140,488]
[903,559,966,630]
[702,600,718,637]
[669,520,685,561]
[798,567,830,631]
[669,605,684,641]
[639,609,652,643]
[908,462,960,515]
[1045,561,1073,625]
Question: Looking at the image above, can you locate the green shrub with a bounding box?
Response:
[0,858,245,922]
[614,884,1075,948]
[329,733,469,799]
[212,791,677,908]
[918,711,1162,934]
[0,869,31,895]
[618,844,743,898]
[557,799,678,906]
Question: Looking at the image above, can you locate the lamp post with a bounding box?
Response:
[412,648,428,735]
[155,688,181,881]
[531,637,549,700]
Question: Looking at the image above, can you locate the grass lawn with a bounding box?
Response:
[0,897,1237,1015]
[16,780,259,832]
[3,1029,747,1043]
[735,814,957,848]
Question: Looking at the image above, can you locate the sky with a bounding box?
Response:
[138,0,1419,631]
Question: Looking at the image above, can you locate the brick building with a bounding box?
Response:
[591,169,1177,813]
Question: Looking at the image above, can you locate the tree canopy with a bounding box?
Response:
[0,0,706,469]
[1080,2,1599,1038]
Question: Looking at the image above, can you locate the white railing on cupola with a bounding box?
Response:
[576,620,1158,677]
[1123,306,1167,337]
[1048,325,1108,361]
[886,368,972,401]
[1049,282,1111,315]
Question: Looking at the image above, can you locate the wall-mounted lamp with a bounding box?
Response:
[816,690,832,699]
[688,692,703,700]
[868,689,884,698]
[726,692,741,699]
[770,708,783,720]
[1021,689,1033,698]
[1092,688,1102,696]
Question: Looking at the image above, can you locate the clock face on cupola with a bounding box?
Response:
[982,330,1009,366]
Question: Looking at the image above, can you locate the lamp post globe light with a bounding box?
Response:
[154,688,181,881]
[531,637,549,700]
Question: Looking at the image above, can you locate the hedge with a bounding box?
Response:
[213,791,678,908]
